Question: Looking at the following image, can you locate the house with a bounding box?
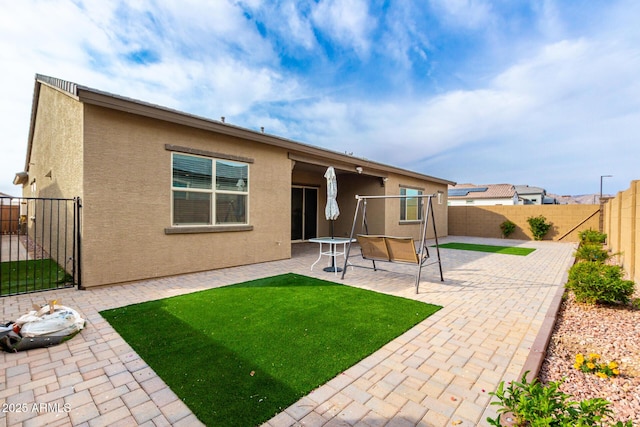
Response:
[447,184,519,206]
[514,185,558,205]
[13,74,455,288]
[514,185,545,204]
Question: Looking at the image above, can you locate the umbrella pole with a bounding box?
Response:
[323,220,341,272]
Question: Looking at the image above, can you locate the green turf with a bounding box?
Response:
[100,273,441,426]
[437,242,535,256]
[0,259,73,296]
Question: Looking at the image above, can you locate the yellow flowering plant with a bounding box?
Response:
[574,353,620,378]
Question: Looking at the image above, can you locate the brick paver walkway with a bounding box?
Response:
[0,236,575,426]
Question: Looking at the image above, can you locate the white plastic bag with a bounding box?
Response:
[17,305,85,338]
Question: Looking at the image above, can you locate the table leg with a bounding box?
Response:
[310,242,323,271]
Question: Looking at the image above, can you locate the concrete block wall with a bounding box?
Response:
[603,180,639,283]
[449,204,601,242]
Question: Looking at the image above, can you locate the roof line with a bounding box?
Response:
[23,74,455,186]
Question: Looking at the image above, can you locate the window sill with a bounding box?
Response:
[165,225,253,234]
[399,220,422,225]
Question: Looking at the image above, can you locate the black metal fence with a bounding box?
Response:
[0,196,81,296]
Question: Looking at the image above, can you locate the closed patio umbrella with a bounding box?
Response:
[324,166,340,224]
[324,167,341,272]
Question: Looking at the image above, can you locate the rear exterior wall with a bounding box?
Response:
[80,105,291,287]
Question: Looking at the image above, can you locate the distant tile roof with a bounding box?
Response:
[448,184,516,199]
[514,185,546,195]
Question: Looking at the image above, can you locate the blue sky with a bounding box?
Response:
[1,0,639,197]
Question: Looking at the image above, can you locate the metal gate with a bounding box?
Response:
[0,196,81,296]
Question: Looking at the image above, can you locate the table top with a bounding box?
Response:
[309,237,356,244]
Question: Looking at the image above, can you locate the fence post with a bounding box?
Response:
[75,197,83,290]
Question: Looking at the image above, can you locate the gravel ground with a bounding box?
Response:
[539,291,640,425]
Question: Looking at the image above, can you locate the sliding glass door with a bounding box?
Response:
[291,187,317,241]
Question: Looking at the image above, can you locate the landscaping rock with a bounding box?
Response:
[539,292,640,425]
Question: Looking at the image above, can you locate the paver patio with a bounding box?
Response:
[0,236,576,426]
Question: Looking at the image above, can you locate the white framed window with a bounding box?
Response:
[172,153,249,226]
[400,187,423,221]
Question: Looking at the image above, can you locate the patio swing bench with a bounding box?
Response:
[340,194,444,293]
[357,235,424,265]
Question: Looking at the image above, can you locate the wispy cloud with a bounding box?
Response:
[428,0,495,30]
[311,0,375,58]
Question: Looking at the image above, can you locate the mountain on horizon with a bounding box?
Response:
[548,193,613,204]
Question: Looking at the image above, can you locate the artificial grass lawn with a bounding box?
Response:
[0,259,72,296]
[100,273,441,426]
[437,242,535,256]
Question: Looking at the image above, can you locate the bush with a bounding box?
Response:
[487,372,631,426]
[579,229,607,245]
[500,220,516,238]
[574,243,610,263]
[567,262,635,305]
[527,215,552,240]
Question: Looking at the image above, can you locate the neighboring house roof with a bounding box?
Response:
[448,183,516,199]
[21,74,455,187]
[514,185,546,196]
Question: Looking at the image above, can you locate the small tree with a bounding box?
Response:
[527,215,552,240]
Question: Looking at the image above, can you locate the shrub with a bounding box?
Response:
[487,372,631,426]
[527,215,552,240]
[567,262,635,305]
[500,220,516,238]
[574,243,610,263]
[580,229,607,245]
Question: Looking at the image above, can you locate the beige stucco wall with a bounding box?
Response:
[335,174,386,237]
[449,205,601,241]
[21,84,83,270]
[26,85,84,200]
[383,176,449,240]
[80,106,291,287]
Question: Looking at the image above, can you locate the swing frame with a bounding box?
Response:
[340,193,444,293]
